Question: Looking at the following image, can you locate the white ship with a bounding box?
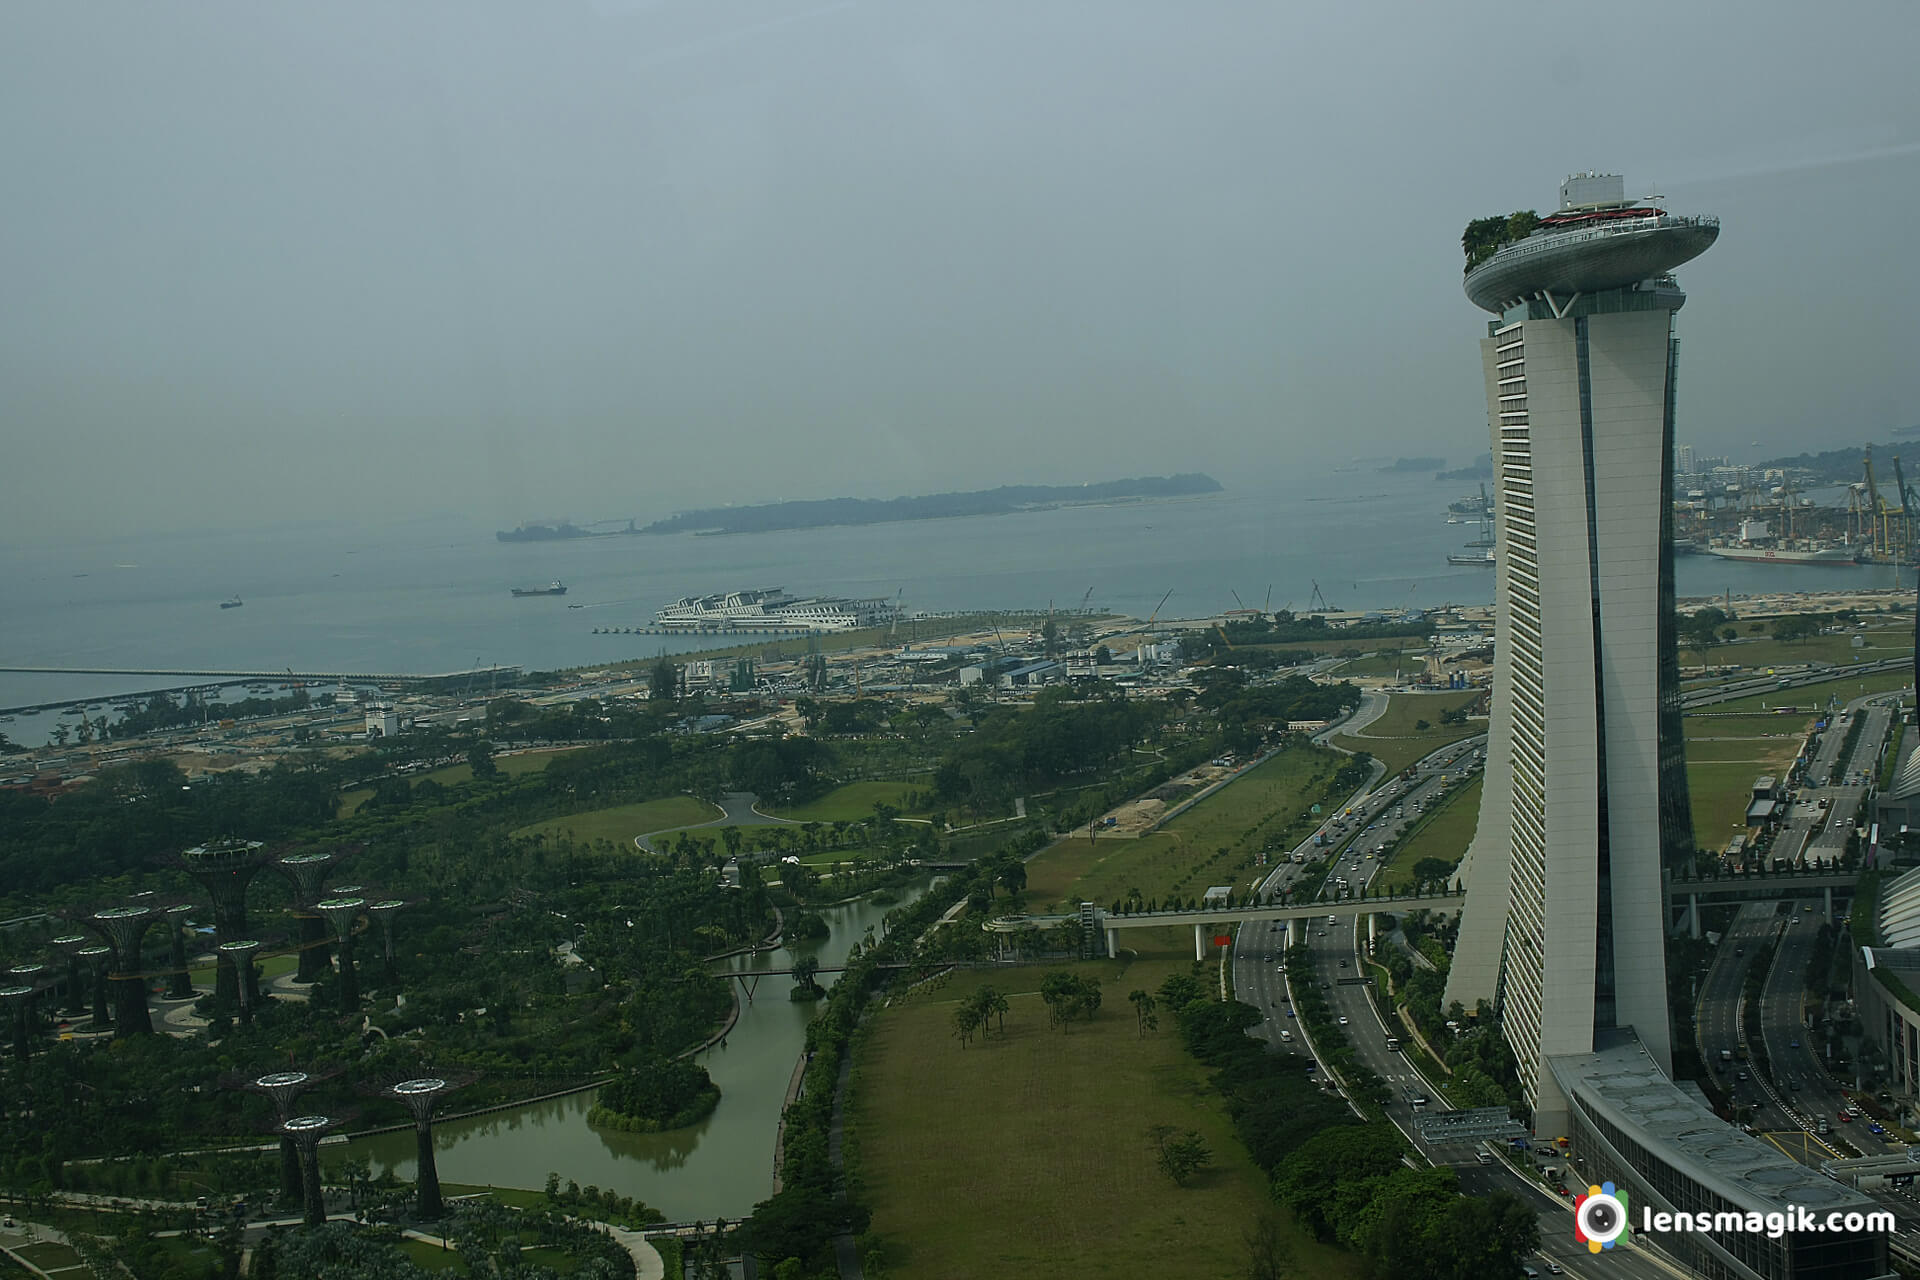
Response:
[1701,542,1861,565]
[653,587,895,632]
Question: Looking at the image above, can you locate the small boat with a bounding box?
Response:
[511,580,568,597]
[220,596,244,609]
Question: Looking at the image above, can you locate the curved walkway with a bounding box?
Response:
[402,1223,663,1280]
[635,792,798,852]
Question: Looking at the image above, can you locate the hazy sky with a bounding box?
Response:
[4,1,1916,540]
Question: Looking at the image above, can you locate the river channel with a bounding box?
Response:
[353,879,930,1221]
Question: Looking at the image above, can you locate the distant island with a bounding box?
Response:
[1378,456,1446,474]
[497,474,1222,542]
[1436,453,1493,481]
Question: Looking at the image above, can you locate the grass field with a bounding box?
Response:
[398,1238,469,1272]
[1326,648,1428,678]
[1681,737,1807,763]
[13,1239,87,1272]
[769,780,927,822]
[1331,691,1484,775]
[1688,625,1913,671]
[1378,777,1482,892]
[1021,745,1341,914]
[850,956,1358,1280]
[416,749,588,789]
[1696,667,1913,717]
[188,951,298,988]
[511,796,721,846]
[339,749,586,817]
[1689,760,1779,853]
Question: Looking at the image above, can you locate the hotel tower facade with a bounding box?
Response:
[1444,173,1718,1133]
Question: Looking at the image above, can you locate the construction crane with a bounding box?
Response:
[1145,588,1174,631]
[1309,580,1332,614]
[887,588,904,641]
[1896,456,1919,563]
[1865,446,1886,557]
[1079,586,1095,616]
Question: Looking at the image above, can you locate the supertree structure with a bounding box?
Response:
[173,839,271,1006]
[78,945,111,1028]
[164,903,196,999]
[7,966,48,1042]
[364,1072,473,1219]
[279,1113,351,1226]
[49,934,89,1015]
[0,986,34,1063]
[228,1065,343,1204]
[77,904,165,1037]
[216,941,265,1025]
[367,899,407,984]
[273,849,350,982]
[313,897,366,1007]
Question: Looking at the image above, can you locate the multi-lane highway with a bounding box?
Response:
[1225,670,1911,1275]
[1771,695,1895,866]
[1229,735,1689,1280]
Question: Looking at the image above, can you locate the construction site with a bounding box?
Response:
[1673,444,1920,564]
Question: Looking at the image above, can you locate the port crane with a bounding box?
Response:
[1142,588,1175,639]
[1896,456,1920,563]
[1862,446,1909,561]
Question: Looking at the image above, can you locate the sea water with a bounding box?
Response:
[1,471,1903,742]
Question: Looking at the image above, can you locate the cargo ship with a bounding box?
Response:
[1701,543,1861,566]
[511,581,568,597]
[654,587,893,632]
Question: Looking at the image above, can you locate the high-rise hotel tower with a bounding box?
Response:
[1444,174,1718,1133]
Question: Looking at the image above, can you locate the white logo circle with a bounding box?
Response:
[1578,1191,1628,1245]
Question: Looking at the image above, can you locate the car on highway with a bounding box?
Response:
[1870,1123,1887,1135]
[1338,1016,1349,1026]
[1790,1039,1800,1049]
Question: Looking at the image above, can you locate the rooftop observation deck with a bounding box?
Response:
[1465,211,1719,314]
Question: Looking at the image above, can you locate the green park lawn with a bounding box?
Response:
[770,780,927,822]
[187,951,298,988]
[1377,777,1482,892]
[415,748,588,789]
[511,796,721,847]
[14,1239,87,1272]
[339,749,585,816]
[1331,691,1484,776]
[1326,647,1430,678]
[1021,745,1343,914]
[1698,667,1913,717]
[1687,626,1912,672]
[1688,761,1779,854]
[849,956,1358,1280]
[398,1238,470,1272]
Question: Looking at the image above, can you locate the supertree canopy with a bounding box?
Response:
[77,945,111,1028]
[274,848,351,982]
[49,935,89,1016]
[227,1064,344,1205]
[173,839,271,1006]
[313,897,366,1007]
[77,904,167,1037]
[363,1072,473,1220]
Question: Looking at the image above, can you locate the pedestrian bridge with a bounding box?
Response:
[981,865,1869,960]
[982,892,1468,961]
